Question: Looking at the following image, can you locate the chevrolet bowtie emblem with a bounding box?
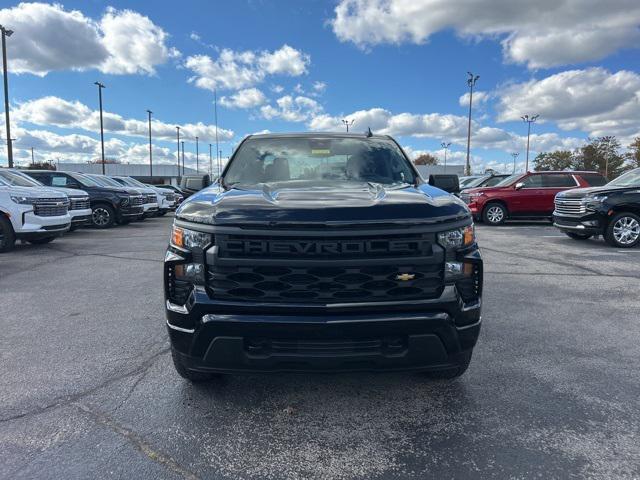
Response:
[396,273,415,281]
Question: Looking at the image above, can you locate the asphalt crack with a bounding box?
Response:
[0,345,170,424]
[75,402,200,480]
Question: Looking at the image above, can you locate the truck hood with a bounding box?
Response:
[85,185,141,195]
[557,185,639,199]
[0,185,68,199]
[46,186,89,198]
[176,183,470,226]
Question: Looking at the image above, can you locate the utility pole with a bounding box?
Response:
[209,143,213,177]
[94,82,106,174]
[511,152,519,174]
[465,72,479,176]
[341,119,354,132]
[1,25,14,168]
[214,88,220,178]
[195,136,199,173]
[176,126,181,178]
[181,141,185,175]
[146,110,153,177]
[30,146,34,164]
[441,142,451,173]
[521,114,539,172]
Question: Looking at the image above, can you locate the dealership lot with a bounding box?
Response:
[1,217,639,479]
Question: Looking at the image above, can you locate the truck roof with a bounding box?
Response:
[246,132,390,140]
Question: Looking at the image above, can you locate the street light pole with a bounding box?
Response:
[146,109,153,177]
[195,136,199,173]
[94,82,106,174]
[441,142,451,173]
[1,25,14,168]
[30,146,34,164]
[214,88,220,178]
[209,143,213,177]
[176,126,181,178]
[521,114,539,172]
[465,72,479,176]
[341,119,354,132]
[511,152,519,174]
[180,141,185,175]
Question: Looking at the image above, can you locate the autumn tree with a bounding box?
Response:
[413,153,438,165]
[626,137,640,169]
[574,136,625,179]
[534,151,574,171]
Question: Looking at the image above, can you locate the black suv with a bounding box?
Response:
[25,171,144,228]
[554,167,640,248]
[165,133,482,382]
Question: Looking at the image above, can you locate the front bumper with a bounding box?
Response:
[69,208,92,225]
[143,203,159,214]
[12,209,71,239]
[553,212,605,235]
[166,283,482,374]
[120,205,144,218]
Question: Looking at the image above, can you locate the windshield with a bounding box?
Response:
[494,174,524,187]
[125,177,147,188]
[86,175,119,187]
[0,170,43,187]
[607,169,640,187]
[464,176,490,188]
[73,173,103,187]
[224,136,417,187]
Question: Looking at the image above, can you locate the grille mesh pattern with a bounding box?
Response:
[33,198,69,217]
[554,198,586,216]
[207,263,443,304]
[132,196,144,206]
[69,198,90,210]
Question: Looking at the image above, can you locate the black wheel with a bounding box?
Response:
[422,351,472,380]
[0,215,16,253]
[171,349,221,382]
[91,204,116,229]
[482,203,507,225]
[565,232,592,240]
[605,212,640,248]
[27,236,56,245]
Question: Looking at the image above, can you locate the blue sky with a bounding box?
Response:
[1,0,639,173]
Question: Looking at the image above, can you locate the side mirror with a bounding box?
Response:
[428,174,460,194]
[515,182,525,190]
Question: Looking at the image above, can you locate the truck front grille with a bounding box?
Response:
[132,196,144,206]
[554,198,585,216]
[207,263,443,304]
[33,198,69,217]
[144,194,157,204]
[69,197,90,210]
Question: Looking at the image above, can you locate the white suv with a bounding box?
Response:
[0,169,92,230]
[0,176,72,252]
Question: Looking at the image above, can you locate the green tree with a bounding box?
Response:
[534,151,574,171]
[574,136,625,179]
[413,153,438,165]
[625,137,640,169]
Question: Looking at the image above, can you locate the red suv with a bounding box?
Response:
[460,171,607,225]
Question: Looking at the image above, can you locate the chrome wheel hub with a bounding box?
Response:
[487,206,504,223]
[92,208,110,226]
[613,217,640,245]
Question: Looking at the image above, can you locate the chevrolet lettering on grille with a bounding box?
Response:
[223,239,430,256]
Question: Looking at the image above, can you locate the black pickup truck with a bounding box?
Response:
[25,170,144,228]
[553,167,640,248]
[165,133,482,382]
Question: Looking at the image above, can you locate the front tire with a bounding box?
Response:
[605,212,640,248]
[565,232,592,240]
[422,351,472,380]
[0,216,16,253]
[91,204,116,229]
[171,349,221,382]
[482,203,507,226]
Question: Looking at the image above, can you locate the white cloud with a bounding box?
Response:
[13,96,234,143]
[219,88,267,109]
[496,68,640,141]
[185,45,310,92]
[260,95,323,122]
[312,81,327,92]
[0,3,178,76]
[331,0,640,69]
[271,85,285,94]
[459,91,490,107]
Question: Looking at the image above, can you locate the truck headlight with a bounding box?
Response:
[582,194,608,204]
[170,224,212,250]
[10,195,37,205]
[437,225,475,250]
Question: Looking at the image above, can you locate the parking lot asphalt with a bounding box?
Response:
[1,216,639,480]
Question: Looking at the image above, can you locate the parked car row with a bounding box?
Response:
[457,168,640,248]
[0,168,185,253]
